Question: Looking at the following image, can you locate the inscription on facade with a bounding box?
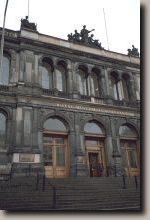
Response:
[0,29,18,38]
[53,102,138,117]
[19,154,35,163]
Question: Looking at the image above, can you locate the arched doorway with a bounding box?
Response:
[84,121,106,177]
[43,117,69,178]
[119,124,140,176]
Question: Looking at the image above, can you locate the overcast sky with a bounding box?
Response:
[0,0,140,55]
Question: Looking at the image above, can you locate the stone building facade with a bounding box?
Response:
[0,20,140,178]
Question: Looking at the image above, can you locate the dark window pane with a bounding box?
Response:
[122,78,129,101]
[56,146,65,166]
[84,122,104,134]
[44,118,66,132]
[55,137,64,144]
[111,75,120,100]
[119,125,137,137]
[78,69,87,95]
[91,73,99,96]
[43,136,53,144]
[40,63,52,89]
[78,73,84,95]
[56,65,66,92]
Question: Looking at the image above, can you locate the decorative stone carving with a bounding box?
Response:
[60,111,74,129]
[68,25,104,49]
[127,45,140,57]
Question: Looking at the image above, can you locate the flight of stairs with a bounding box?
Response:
[0,176,141,211]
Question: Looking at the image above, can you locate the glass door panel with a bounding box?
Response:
[127,150,138,168]
[121,140,139,176]
[56,146,65,166]
[43,134,68,178]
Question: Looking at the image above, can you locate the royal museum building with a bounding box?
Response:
[0,18,140,179]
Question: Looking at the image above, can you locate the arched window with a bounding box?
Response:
[84,121,105,135]
[119,124,137,138]
[0,112,6,148]
[78,68,88,95]
[40,58,53,89]
[84,121,106,177]
[43,117,69,178]
[91,71,99,97]
[119,124,139,176]
[44,118,67,132]
[56,64,67,92]
[1,55,10,85]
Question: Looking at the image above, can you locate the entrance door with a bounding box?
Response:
[43,135,69,178]
[86,137,105,177]
[121,140,140,176]
[89,153,99,177]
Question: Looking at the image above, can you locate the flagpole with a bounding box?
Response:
[0,0,9,84]
[103,8,110,51]
[28,0,30,19]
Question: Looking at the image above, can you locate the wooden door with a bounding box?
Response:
[121,140,140,176]
[86,137,106,177]
[43,135,69,178]
[88,153,98,177]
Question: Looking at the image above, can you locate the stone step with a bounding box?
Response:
[0,176,141,211]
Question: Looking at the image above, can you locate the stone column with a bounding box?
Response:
[75,122,88,176]
[32,54,41,95]
[128,73,137,101]
[9,49,17,84]
[110,117,124,175]
[53,58,58,90]
[105,135,115,176]
[68,130,77,176]
[32,108,39,151]
[23,108,32,148]
[33,54,39,85]
[100,67,108,98]
[112,137,124,176]
[72,63,80,99]
[19,51,25,82]
[9,108,17,149]
[134,74,140,100]
[25,51,34,84]
[103,67,114,105]
[103,66,110,97]
[38,129,44,164]
[67,62,73,97]
[15,107,23,148]
[87,66,92,97]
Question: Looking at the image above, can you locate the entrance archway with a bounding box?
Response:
[43,117,69,178]
[84,121,106,177]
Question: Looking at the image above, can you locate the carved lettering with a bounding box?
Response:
[19,154,35,162]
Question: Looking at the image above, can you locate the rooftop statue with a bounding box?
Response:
[21,16,37,31]
[80,25,95,43]
[127,45,140,57]
[67,25,104,50]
